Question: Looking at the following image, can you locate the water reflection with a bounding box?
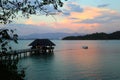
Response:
[18,40,120,80]
[53,40,120,80]
[54,41,102,79]
[19,54,55,80]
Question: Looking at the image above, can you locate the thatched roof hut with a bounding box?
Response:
[29,39,55,53]
[29,39,56,47]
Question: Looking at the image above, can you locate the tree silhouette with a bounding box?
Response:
[0,0,67,24]
[0,1,67,79]
[0,29,18,54]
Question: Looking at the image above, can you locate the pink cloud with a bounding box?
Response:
[23,4,119,33]
[51,6,118,32]
[25,18,49,27]
[51,21,100,32]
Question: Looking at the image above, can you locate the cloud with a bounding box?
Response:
[67,3,83,12]
[75,10,120,24]
[98,4,109,8]
[25,19,47,26]
[55,6,120,33]
[69,7,105,21]
[63,12,70,16]
[7,2,120,35]
[68,18,79,20]
[62,3,83,16]
[22,5,120,33]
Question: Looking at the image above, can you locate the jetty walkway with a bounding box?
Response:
[0,39,55,61]
[0,48,54,61]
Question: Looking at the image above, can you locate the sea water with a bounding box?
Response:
[12,40,120,80]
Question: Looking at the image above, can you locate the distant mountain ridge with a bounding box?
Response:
[19,32,84,40]
[62,31,120,40]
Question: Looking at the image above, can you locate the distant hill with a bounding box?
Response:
[62,31,120,40]
[19,33,84,40]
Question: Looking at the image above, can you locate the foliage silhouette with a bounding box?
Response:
[0,0,67,24]
[0,0,67,80]
[0,29,24,80]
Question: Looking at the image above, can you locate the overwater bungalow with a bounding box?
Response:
[29,39,56,54]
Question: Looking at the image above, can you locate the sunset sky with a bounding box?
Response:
[2,0,120,36]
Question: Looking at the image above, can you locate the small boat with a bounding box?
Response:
[82,46,88,49]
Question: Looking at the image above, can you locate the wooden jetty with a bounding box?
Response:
[0,39,56,61]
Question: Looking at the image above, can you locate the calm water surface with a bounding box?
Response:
[14,40,120,80]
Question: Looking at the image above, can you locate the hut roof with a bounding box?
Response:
[29,39,56,46]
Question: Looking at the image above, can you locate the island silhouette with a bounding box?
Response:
[62,31,120,40]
